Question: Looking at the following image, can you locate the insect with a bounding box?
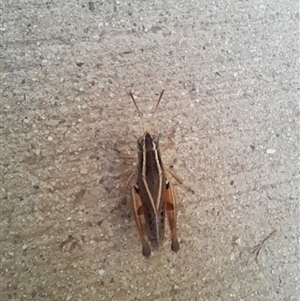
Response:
[129,90,180,258]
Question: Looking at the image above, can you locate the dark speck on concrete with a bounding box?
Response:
[151,25,162,33]
[88,2,95,11]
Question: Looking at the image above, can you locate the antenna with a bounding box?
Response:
[130,90,164,133]
[148,90,164,132]
[130,91,146,133]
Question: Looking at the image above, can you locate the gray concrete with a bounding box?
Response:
[1,0,299,300]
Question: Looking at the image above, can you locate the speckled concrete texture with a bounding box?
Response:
[1,1,299,300]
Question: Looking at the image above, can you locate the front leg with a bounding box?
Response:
[163,180,180,252]
[114,146,137,161]
[132,185,151,258]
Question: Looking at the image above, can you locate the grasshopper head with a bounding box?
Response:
[137,132,159,152]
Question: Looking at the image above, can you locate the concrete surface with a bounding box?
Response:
[1,0,299,300]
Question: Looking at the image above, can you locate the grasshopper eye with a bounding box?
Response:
[152,135,159,144]
[138,137,145,146]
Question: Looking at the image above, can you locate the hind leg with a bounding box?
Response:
[132,186,151,258]
[163,180,180,252]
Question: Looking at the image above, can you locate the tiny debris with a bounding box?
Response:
[48,136,53,141]
[240,230,277,263]
[59,235,77,252]
[33,149,40,156]
[234,237,241,245]
[76,62,84,67]
[252,230,277,262]
[93,34,100,41]
[80,168,88,175]
[150,25,162,33]
[98,269,105,276]
[266,149,276,154]
[22,245,28,250]
[89,2,95,11]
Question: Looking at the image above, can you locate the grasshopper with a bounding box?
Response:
[129,90,180,258]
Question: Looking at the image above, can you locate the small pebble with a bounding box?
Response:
[266,149,276,154]
[93,35,100,41]
[22,245,28,250]
[234,238,241,245]
[48,136,53,141]
[24,118,30,124]
[82,104,87,109]
[98,269,105,276]
[66,217,72,221]
[80,168,88,174]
